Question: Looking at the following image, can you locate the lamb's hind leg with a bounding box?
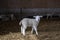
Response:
[21,26,23,34]
[23,28,25,36]
[33,26,38,35]
[21,26,26,36]
[22,26,27,36]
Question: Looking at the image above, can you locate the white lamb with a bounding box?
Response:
[19,15,43,36]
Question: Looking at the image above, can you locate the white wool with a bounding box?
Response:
[19,15,43,36]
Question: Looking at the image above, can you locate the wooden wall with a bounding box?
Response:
[0,0,8,8]
[0,0,60,13]
[0,0,60,8]
[8,0,22,8]
[8,0,60,8]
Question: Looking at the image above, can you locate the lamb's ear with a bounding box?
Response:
[39,16,43,17]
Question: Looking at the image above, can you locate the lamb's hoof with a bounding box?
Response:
[36,33,38,36]
[23,35,26,37]
[36,34,38,36]
[23,34,26,36]
[31,31,33,34]
[21,33,25,36]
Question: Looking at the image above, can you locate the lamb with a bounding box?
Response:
[19,15,43,36]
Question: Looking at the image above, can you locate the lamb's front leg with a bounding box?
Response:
[33,26,38,35]
[31,27,34,34]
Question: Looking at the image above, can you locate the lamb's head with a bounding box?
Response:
[33,15,43,22]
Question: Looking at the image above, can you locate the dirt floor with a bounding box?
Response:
[0,18,60,40]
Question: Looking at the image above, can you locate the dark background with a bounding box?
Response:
[0,0,60,20]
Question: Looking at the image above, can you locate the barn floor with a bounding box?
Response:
[0,18,60,40]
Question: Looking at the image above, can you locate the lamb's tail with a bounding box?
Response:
[19,20,22,25]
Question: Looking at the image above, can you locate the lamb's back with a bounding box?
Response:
[21,18,38,27]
